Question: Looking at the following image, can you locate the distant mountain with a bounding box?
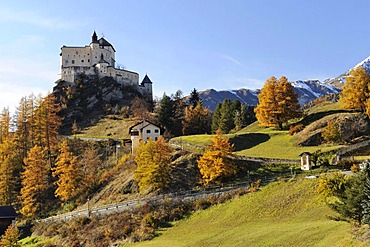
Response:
[199,80,339,111]
[325,55,370,89]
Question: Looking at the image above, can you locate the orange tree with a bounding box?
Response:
[134,136,172,192]
[254,76,301,129]
[340,66,370,113]
[19,145,50,218]
[197,129,236,185]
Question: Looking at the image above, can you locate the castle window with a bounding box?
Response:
[65,60,68,64]
[88,59,90,62]
[81,60,84,63]
[72,60,75,64]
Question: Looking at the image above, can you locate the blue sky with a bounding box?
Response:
[1,0,370,112]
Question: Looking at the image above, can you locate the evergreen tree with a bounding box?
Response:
[197,130,236,185]
[171,90,186,136]
[219,99,234,133]
[53,140,83,203]
[19,145,50,218]
[188,88,201,107]
[157,94,174,136]
[211,103,222,133]
[362,165,370,225]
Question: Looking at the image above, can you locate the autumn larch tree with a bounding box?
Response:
[19,145,50,218]
[0,224,20,247]
[197,129,236,185]
[254,76,301,129]
[134,136,172,192]
[182,101,211,135]
[53,140,83,203]
[340,66,370,113]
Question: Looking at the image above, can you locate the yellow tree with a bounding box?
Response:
[182,101,211,135]
[19,145,50,218]
[255,76,301,129]
[0,138,17,205]
[53,140,83,203]
[0,225,20,247]
[197,129,236,185]
[340,66,370,112]
[134,136,172,192]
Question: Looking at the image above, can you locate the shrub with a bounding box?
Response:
[289,124,304,135]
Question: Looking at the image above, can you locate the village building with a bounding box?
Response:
[0,206,17,235]
[60,31,153,101]
[129,120,161,153]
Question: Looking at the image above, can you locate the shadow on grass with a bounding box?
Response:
[230,133,270,151]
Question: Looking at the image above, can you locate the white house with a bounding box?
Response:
[60,31,153,101]
[129,120,161,153]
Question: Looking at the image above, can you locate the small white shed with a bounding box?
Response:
[300,152,312,171]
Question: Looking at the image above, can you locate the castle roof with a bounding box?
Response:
[98,37,116,52]
[141,74,153,84]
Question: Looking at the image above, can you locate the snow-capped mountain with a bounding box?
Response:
[199,80,338,111]
[325,55,370,89]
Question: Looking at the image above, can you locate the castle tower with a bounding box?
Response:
[140,74,153,102]
[92,31,98,43]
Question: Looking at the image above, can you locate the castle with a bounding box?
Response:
[60,31,152,101]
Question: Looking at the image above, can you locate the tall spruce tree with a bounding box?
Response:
[211,103,222,133]
[157,94,174,136]
[188,88,201,107]
[219,99,234,133]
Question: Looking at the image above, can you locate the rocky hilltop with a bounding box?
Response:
[53,75,146,134]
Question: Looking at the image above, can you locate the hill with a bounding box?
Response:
[128,178,367,247]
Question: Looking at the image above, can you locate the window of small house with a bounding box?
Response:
[154,129,159,133]
[146,129,151,134]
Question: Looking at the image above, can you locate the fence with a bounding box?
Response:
[39,178,281,223]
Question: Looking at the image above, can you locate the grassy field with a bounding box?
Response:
[173,122,344,160]
[127,178,367,247]
[78,116,136,139]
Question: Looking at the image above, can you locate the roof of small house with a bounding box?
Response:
[129,120,160,133]
[299,152,312,156]
[0,206,17,219]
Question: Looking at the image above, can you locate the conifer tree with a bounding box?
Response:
[219,99,235,133]
[53,140,83,203]
[134,136,172,192]
[182,102,211,135]
[211,103,222,133]
[362,165,370,225]
[188,88,201,107]
[19,145,50,218]
[197,129,236,185]
[0,225,20,247]
[157,94,174,135]
[0,138,17,205]
[340,66,370,112]
[254,76,301,129]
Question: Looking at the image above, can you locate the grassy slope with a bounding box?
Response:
[174,122,343,160]
[128,179,366,247]
[78,117,136,139]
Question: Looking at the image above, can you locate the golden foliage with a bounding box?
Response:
[254,76,301,129]
[53,140,83,203]
[182,102,211,135]
[197,130,236,185]
[0,225,20,247]
[134,136,172,192]
[19,145,50,218]
[322,120,341,143]
[340,66,370,112]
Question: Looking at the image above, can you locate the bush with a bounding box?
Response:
[289,124,304,135]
